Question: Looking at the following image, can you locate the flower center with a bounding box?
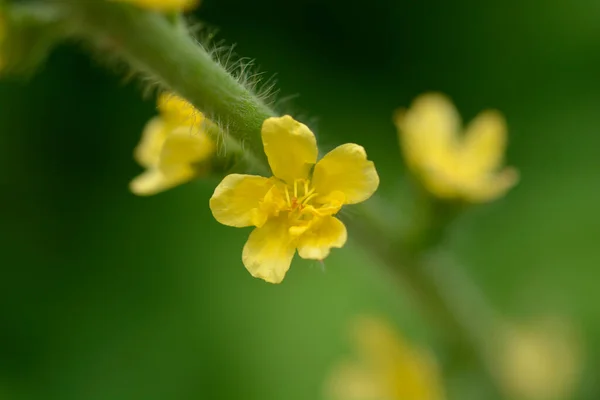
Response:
[284,179,318,212]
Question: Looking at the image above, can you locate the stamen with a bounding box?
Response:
[294,180,298,198]
[304,180,309,196]
[302,193,318,205]
[284,186,291,207]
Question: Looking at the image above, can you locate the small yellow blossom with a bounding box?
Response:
[496,316,583,400]
[112,0,200,12]
[209,116,379,284]
[326,317,445,400]
[130,93,215,196]
[394,93,518,202]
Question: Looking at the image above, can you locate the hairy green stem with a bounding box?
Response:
[64,0,274,166]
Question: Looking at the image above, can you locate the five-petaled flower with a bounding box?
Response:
[130,93,215,196]
[113,0,200,12]
[210,116,379,284]
[325,316,445,400]
[394,93,518,203]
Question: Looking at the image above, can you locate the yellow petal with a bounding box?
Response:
[394,93,459,171]
[210,174,283,228]
[129,167,193,196]
[254,185,287,227]
[157,93,204,127]
[242,217,296,284]
[112,0,199,12]
[133,117,169,168]
[463,167,519,203]
[159,127,214,170]
[297,216,347,260]
[312,144,379,205]
[461,110,508,175]
[310,190,346,218]
[261,115,318,184]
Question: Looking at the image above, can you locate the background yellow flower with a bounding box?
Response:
[326,316,445,400]
[395,93,519,203]
[130,94,215,195]
[495,316,583,400]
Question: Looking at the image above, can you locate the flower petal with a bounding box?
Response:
[394,93,460,171]
[242,217,296,284]
[159,127,215,170]
[261,115,318,183]
[129,167,193,196]
[297,216,347,260]
[463,167,519,203]
[210,174,282,228]
[157,93,204,127]
[312,144,379,205]
[133,117,169,168]
[461,110,508,174]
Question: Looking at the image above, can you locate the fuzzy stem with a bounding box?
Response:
[64,0,274,166]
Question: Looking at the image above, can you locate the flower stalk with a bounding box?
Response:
[63,0,274,167]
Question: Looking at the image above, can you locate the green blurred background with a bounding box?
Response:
[1,0,600,399]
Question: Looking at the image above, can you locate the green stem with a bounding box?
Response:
[348,202,503,396]
[64,0,274,166]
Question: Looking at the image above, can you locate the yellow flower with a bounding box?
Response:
[209,116,379,284]
[112,0,200,12]
[325,317,445,400]
[130,93,215,196]
[496,316,583,400]
[394,93,518,202]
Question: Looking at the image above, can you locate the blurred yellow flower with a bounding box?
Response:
[496,316,583,400]
[130,93,215,196]
[394,93,518,203]
[210,115,379,284]
[112,0,200,12]
[326,316,445,400]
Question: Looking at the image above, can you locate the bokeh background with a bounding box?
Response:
[1,0,599,399]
